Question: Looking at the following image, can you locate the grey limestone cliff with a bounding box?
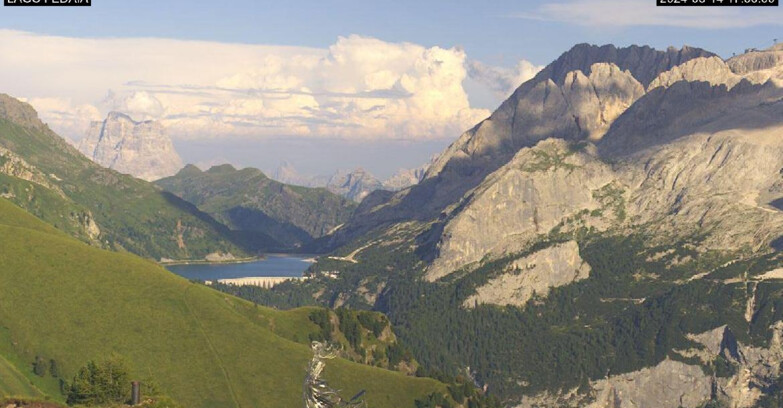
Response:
[78,112,183,181]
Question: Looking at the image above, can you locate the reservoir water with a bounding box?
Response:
[165,254,313,281]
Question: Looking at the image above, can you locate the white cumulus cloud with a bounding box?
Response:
[0,30,510,142]
[468,59,544,99]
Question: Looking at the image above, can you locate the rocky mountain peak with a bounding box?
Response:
[0,94,47,131]
[536,43,716,88]
[78,112,183,181]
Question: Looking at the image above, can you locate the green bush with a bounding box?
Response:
[67,356,131,406]
[32,355,48,377]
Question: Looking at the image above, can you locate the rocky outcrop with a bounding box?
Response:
[728,43,783,75]
[463,241,591,307]
[587,359,712,408]
[0,146,64,196]
[204,251,237,262]
[518,323,783,408]
[426,139,620,280]
[648,56,743,90]
[0,94,48,131]
[78,112,183,181]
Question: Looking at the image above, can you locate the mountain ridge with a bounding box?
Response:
[157,164,357,251]
[269,42,783,407]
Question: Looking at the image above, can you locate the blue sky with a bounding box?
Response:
[1,0,782,178]
[3,0,780,65]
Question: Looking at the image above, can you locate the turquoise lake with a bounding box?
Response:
[165,254,313,281]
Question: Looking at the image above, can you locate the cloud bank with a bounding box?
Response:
[514,0,783,29]
[468,60,543,98]
[0,30,538,142]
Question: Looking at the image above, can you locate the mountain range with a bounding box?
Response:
[4,39,783,408]
[272,161,430,202]
[270,43,783,407]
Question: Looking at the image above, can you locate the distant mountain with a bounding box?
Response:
[78,111,183,181]
[271,160,325,187]
[0,94,243,261]
[272,161,430,202]
[382,163,430,191]
[156,164,357,250]
[325,168,384,202]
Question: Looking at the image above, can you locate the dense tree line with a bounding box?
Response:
[305,232,783,400]
[218,228,783,402]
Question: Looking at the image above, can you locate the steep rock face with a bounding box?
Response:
[427,139,619,280]
[78,112,183,181]
[587,359,712,408]
[538,44,717,89]
[425,44,712,181]
[432,78,783,277]
[598,79,781,157]
[317,45,713,252]
[596,78,783,251]
[462,241,591,308]
[425,61,644,183]
[648,56,743,90]
[728,44,783,87]
[518,323,783,408]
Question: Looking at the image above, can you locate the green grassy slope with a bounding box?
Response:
[0,198,443,407]
[0,353,45,400]
[0,94,245,260]
[157,164,356,250]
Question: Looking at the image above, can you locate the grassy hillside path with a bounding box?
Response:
[182,286,242,408]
